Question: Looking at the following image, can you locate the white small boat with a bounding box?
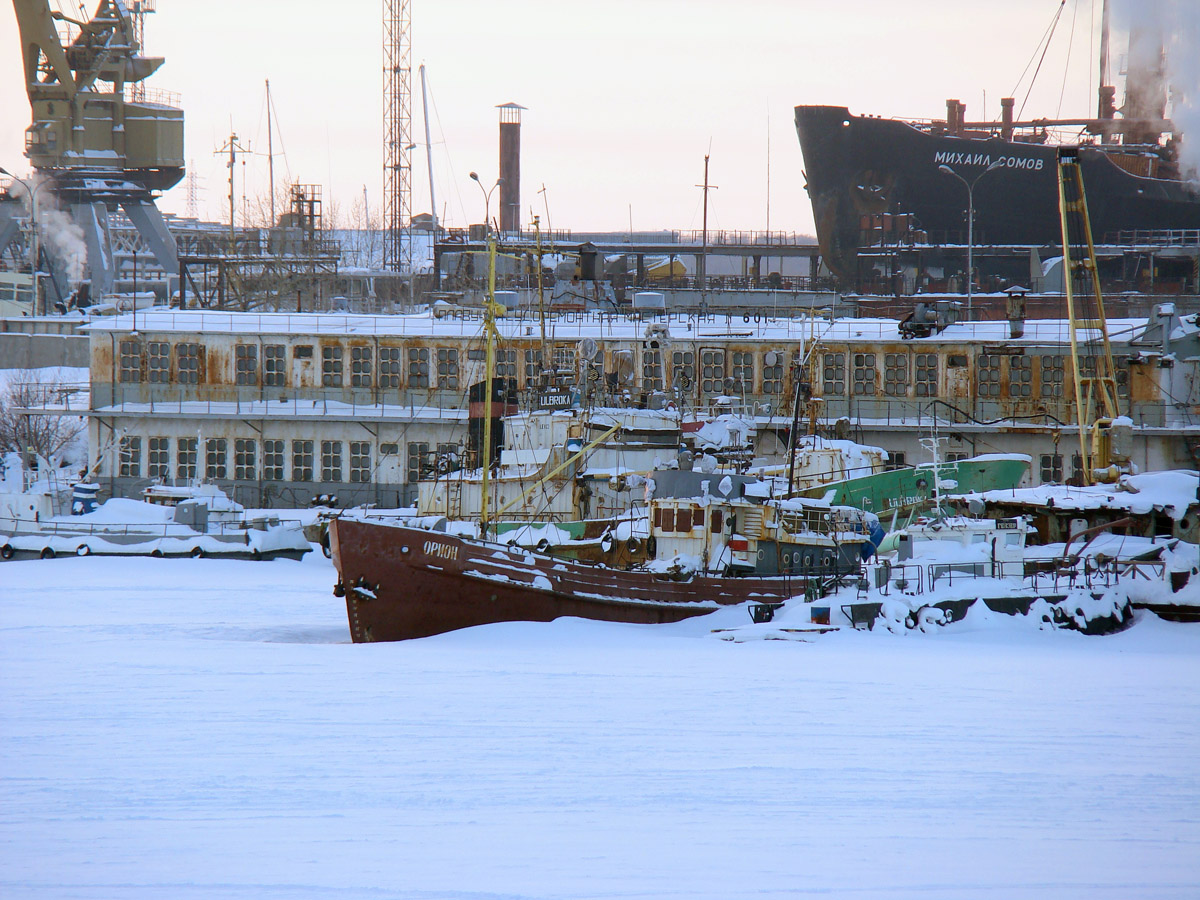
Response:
[0,456,309,561]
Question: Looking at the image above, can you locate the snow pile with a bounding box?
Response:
[500,522,574,548]
[57,498,174,525]
[970,469,1200,521]
[690,414,752,451]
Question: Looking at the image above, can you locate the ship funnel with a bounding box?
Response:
[1005,287,1028,339]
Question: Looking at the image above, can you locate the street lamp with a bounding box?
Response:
[469,171,503,236]
[0,166,53,316]
[938,159,1003,320]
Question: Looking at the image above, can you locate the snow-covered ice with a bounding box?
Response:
[2,551,1199,899]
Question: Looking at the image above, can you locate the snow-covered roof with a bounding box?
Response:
[89,399,468,423]
[82,309,1151,347]
[968,470,1200,521]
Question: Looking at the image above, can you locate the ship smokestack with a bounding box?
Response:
[1005,288,1027,340]
[497,103,525,234]
[1001,98,1015,141]
[945,99,968,137]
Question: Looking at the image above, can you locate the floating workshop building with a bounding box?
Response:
[81,305,1200,507]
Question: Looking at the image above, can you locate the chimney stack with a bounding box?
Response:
[497,103,525,233]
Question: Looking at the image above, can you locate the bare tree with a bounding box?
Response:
[0,370,85,464]
[344,191,384,269]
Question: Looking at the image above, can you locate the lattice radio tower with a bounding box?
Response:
[383,0,412,273]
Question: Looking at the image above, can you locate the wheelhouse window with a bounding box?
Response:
[234,438,256,480]
[350,441,371,483]
[351,346,372,388]
[264,345,286,387]
[321,440,343,483]
[205,438,227,480]
[378,345,402,389]
[322,346,343,387]
[852,352,877,396]
[118,435,141,477]
[176,437,198,482]
[235,344,258,386]
[292,440,314,482]
[176,342,201,385]
[148,437,169,481]
[147,341,170,384]
[119,340,141,383]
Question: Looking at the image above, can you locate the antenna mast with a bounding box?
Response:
[266,79,276,226]
[129,2,156,102]
[215,132,251,251]
[419,64,436,232]
[383,0,413,274]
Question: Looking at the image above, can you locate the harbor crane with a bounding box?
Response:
[1056,147,1132,484]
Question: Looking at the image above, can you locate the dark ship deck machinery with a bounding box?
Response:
[2,0,184,309]
[794,104,1200,290]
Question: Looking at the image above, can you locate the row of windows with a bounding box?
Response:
[117,339,1133,401]
[118,340,464,390]
[823,351,1128,399]
[116,340,797,394]
[118,436,374,483]
[117,437,470,485]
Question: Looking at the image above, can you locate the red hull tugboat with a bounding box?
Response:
[330,518,814,642]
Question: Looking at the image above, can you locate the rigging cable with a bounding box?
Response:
[1010,0,1068,120]
[1056,0,1081,121]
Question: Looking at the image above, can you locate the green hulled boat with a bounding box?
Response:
[796,453,1031,517]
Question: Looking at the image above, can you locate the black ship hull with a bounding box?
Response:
[794,105,1200,286]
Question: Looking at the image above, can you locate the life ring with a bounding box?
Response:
[191,546,205,559]
[0,544,13,560]
[76,544,90,557]
[40,547,56,560]
[666,401,678,412]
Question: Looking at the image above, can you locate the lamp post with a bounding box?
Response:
[469,171,503,237]
[938,160,1003,320]
[468,170,503,535]
[0,166,53,316]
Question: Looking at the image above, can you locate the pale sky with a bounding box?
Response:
[0,1,1167,235]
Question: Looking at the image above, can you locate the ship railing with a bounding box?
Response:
[874,562,925,596]
[1106,229,1200,247]
[83,306,854,338]
[0,514,304,540]
[122,85,183,109]
[679,230,818,247]
[873,556,1167,598]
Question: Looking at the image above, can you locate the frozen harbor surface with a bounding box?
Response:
[2,551,1198,899]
